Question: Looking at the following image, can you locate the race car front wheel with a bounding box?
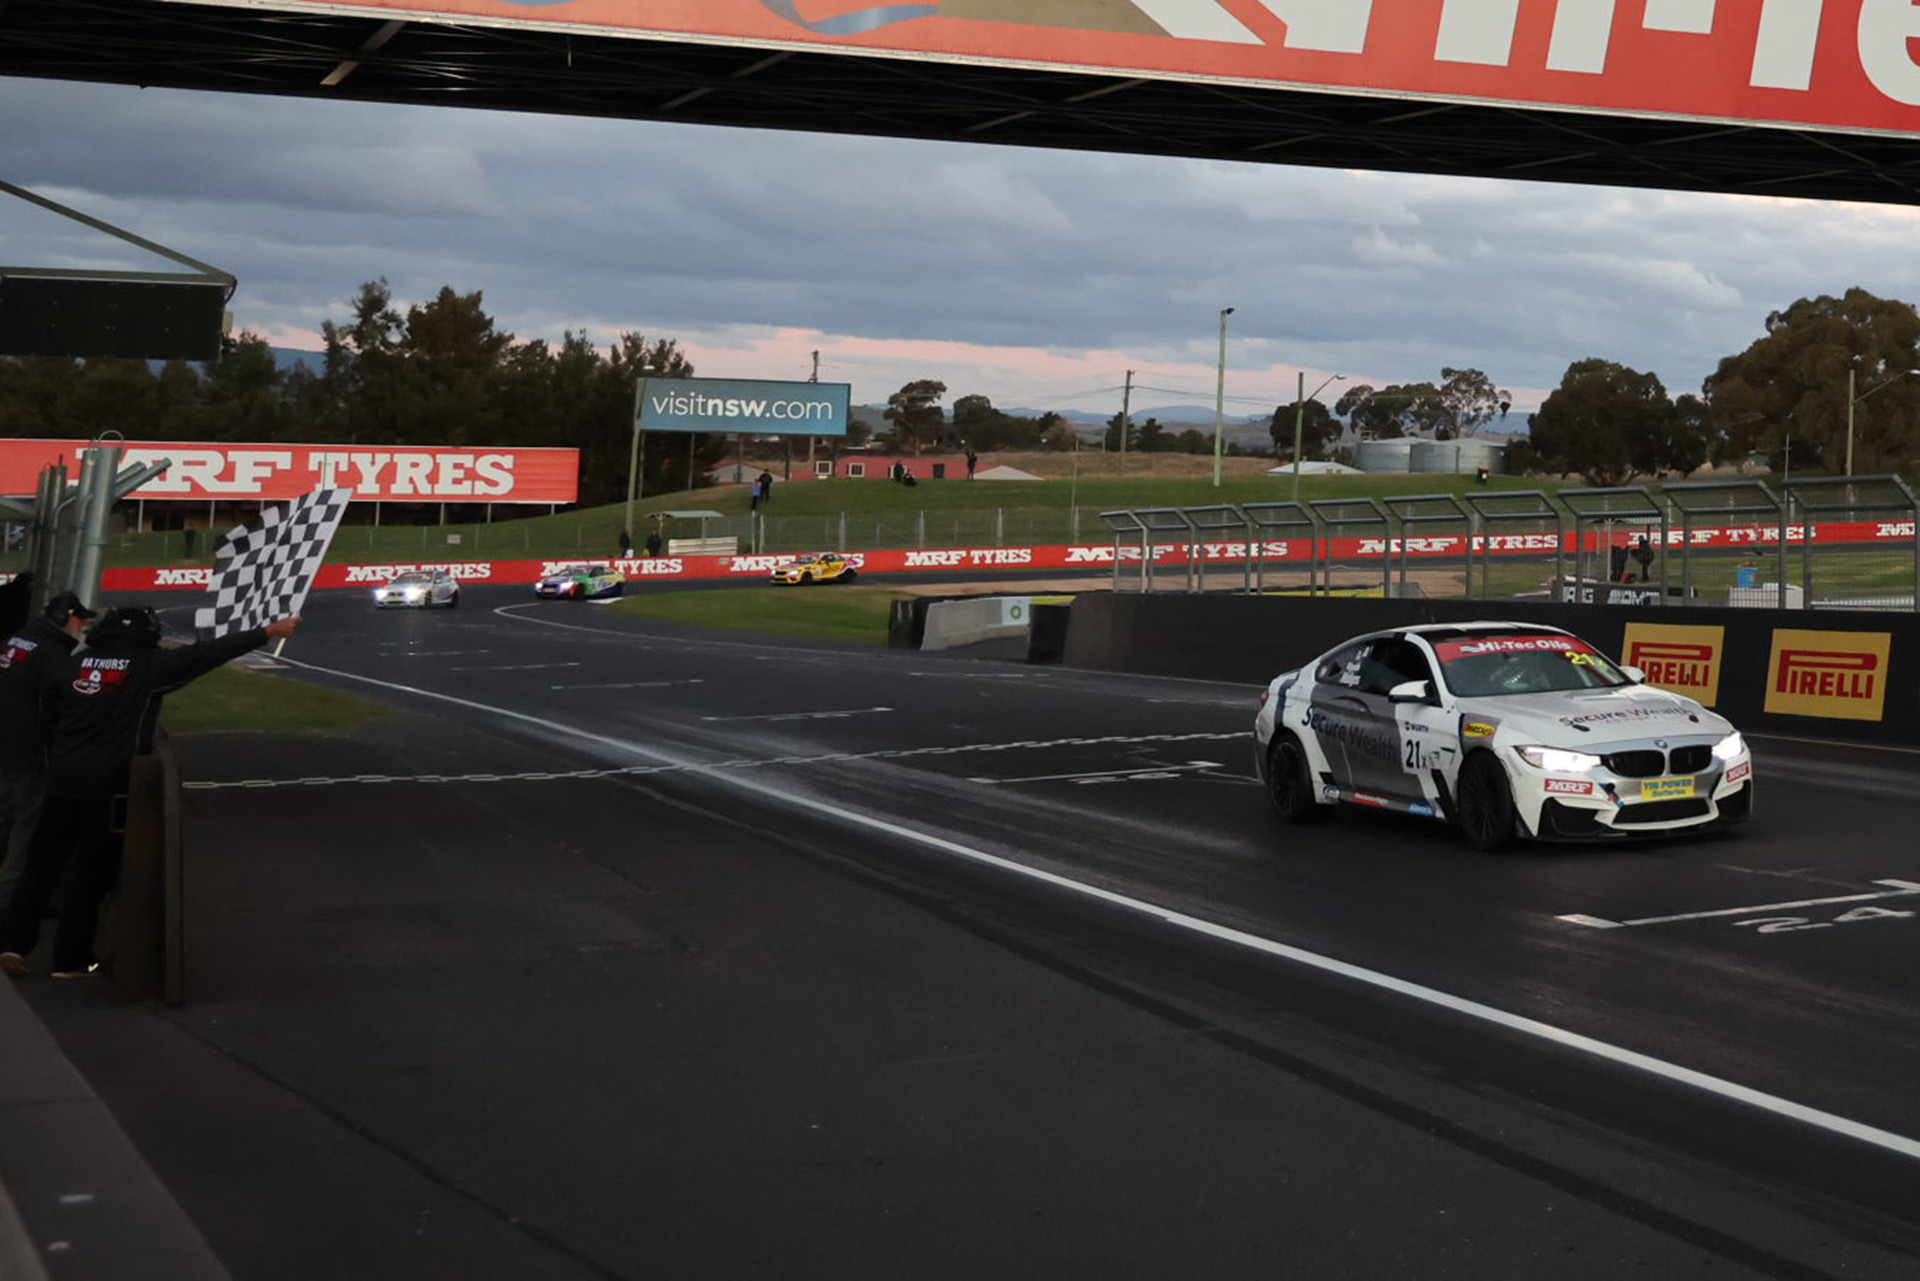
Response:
[1456,751,1518,852]
[1266,735,1324,825]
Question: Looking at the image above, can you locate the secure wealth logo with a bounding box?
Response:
[1622,623,1723,706]
[1765,628,1893,723]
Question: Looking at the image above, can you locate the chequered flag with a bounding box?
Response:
[194,488,353,637]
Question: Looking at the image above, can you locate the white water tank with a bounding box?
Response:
[1411,438,1507,475]
[1355,438,1416,473]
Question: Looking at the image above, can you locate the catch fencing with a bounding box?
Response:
[1097,475,1920,613]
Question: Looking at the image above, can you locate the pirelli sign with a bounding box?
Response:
[1622,623,1724,706]
[1765,629,1893,723]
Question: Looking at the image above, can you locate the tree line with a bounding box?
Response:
[5,280,1916,498]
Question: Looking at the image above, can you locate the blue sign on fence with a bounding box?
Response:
[634,377,850,437]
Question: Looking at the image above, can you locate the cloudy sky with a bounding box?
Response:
[5,72,1919,421]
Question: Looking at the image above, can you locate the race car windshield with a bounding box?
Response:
[390,574,430,587]
[1431,634,1631,698]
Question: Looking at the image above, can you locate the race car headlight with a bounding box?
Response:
[1711,731,1746,762]
[1514,745,1603,773]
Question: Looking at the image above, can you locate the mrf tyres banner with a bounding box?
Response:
[264,1,1920,139]
[0,440,578,504]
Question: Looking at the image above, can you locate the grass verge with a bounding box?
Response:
[608,584,909,643]
[160,664,391,735]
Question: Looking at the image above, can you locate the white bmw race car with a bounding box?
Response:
[372,570,461,609]
[1254,621,1752,849]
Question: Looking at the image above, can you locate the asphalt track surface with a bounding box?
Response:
[22,581,1920,1278]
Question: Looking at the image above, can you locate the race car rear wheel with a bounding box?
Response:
[1266,735,1324,825]
[1456,751,1517,852]
[841,569,857,583]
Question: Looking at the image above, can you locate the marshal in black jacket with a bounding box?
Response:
[46,624,271,799]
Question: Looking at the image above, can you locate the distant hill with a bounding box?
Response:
[1000,405,1267,430]
[273,347,324,374]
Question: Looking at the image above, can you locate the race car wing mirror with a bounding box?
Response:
[1387,679,1433,704]
[1618,665,1646,683]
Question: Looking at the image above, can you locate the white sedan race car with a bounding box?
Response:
[1254,622,1752,850]
[371,570,461,609]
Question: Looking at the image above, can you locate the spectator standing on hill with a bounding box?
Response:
[0,590,93,918]
[619,528,633,558]
[646,528,663,558]
[966,448,979,481]
[758,470,774,504]
[749,478,763,513]
[0,606,299,979]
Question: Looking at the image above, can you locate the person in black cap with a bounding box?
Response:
[0,604,297,978]
[0,588,95,919]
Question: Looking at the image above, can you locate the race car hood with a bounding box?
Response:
[537,574,577,588]
[1474,683,1730,745]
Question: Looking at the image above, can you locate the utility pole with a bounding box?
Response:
[1118,369,1134,479]
[1212,307,1234,488]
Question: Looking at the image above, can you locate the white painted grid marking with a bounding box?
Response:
[969,760,1225,786]
[700,707,894,723]
[1557,880,1920,929]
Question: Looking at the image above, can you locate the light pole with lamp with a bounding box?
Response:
[1846,362,1920,476]
[1212,307,1234,488]
[1292,372,1346,502]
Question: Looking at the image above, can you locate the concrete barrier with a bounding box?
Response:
[920,596,1035,651]
[1061,592,1920,747]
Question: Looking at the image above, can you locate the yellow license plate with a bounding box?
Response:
[1641,777,1696,800]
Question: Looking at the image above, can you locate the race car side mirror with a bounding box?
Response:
[1619,665,1646,683]
[1387,679,1433,704]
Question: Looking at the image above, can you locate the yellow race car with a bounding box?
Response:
[769,552,858,585]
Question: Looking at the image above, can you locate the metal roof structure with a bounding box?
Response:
[6,1,1920,207]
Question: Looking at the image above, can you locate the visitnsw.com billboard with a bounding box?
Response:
[635,377,851,437]
[233,1,1920,137]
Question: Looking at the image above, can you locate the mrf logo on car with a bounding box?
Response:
[1764,629,1892,723]
[1622,623,1724,706]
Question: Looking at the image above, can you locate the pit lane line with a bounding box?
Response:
[265,653,1920,1167]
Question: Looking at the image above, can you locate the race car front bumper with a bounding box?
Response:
[1514,751,1753,840]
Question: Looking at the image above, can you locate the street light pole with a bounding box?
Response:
[1292,372,1346,503]
[1846,365,1920,476]
[1212,307,1234,488]
[1847,365,1855,479]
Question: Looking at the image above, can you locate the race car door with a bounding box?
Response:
[1363,637,1456,811]
[1304,639,1414,801]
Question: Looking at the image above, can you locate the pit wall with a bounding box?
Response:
[1061,593,1920,749]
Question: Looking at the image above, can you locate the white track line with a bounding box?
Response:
[274,656,1920,1164]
